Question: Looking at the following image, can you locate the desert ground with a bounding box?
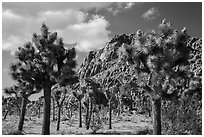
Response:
[2,112,153,135]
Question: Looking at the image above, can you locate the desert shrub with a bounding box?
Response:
[130,90,151,117]
[162,93,202,135]
[2,124,16,135]
[90,106,108,134]
[64,117,75,127]
[61,115,69,121]
[137,128,153,135]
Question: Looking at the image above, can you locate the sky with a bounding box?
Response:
[1,2,202,99]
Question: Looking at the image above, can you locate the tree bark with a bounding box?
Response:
[117,98,121,116]
[152,98,161,135]
[148,100,151,117]
[88,99,93,129]
[56,106,61,131]
[79,100,82,127]
[38,105,41,118]
[3,107,11,120]
[18,97,28,131]
[42,85,51,135]
[61,106,64,115]
[86,98,93,130]
[52,97,55,121]
[109,100,112,129]
[16,105,21,116]
[85,98,89,130]
[119,98,123,116]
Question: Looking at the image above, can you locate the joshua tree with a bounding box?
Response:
[2,96,21,120]
[118,19,192,134]
[83,78,108,130]
[72,83,85,128]
[183,37,202,97]
[104,86,116,129]
[9,23,78,134]
[35,96,44,118]
[4,82,41,131]
[102,78,120,129]
[52,84,76,131]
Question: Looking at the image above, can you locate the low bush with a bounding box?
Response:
[162,93,202,135]
[90,107,108,134]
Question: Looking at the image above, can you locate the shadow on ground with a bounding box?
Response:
[91,129,153,135]
[91,131,133,135]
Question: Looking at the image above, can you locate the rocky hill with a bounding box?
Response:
[77,33,136,87]
[77,32,201,88]
[77,32,202,115]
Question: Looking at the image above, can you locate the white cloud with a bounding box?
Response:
[106,2,136,16]
[58,15,110,52]
[3,10,39,52]
[2,2,137,53]
[3,9,23,20]
[82,2,113,12]
[2,9,110,54]
[3,2,114,16]
[3,68,8,72]
[142,7,160,20]
[2,10,30,51]
[38,10,87,30]
[3,10,26,38]
[3,35,26,51]
[125,2,135,9]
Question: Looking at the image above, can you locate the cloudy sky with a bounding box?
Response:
[2,2,202,93]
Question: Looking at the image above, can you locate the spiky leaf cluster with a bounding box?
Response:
[119,19,192,99]
[51,84,70,106]
[4,81,42,99]
[10,23,79,88]
[2,96,22,111]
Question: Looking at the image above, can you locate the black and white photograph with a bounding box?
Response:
[2,1,202,135]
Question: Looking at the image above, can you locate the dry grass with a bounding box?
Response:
[2,113,152,135]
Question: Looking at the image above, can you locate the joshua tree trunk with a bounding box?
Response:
[18,97,28,131]
[52,97,55,121]
[109,99,112,129]
[152,97,161,135]
[85,98,89,129]
[148,100,151,117]
[38,106,41,118]
[118,98,123,116]
[117,105,120,116]
[87,99,93,130]
[56,105,61,131]
[42,85,51,135]
[79,100,82,127]
[3,107,11,120]
[69,106,73,118]
[86,98,93,130]
[16,106,21,116]
[61,106,64,115]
